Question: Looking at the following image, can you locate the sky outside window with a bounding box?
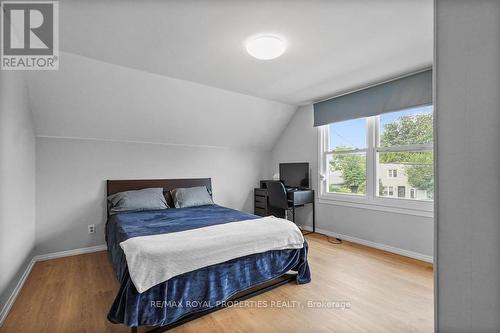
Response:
[328,118,366,150]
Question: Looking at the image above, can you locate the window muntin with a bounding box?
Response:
[321,105,433,205]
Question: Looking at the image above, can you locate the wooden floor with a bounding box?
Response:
[0,233,433,333]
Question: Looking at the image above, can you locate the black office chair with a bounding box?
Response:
[267,181,294,222]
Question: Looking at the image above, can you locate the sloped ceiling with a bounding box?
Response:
[26,0,433,150]
[27,53,296,150]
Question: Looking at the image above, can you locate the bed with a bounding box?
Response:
[105,178,311,332]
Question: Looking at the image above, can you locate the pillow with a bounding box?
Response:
[171,186,213,208]
[107,188,168,214]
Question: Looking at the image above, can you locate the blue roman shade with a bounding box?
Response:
[313,69,432,126]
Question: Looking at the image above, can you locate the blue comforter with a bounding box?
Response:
[106,204,311,327]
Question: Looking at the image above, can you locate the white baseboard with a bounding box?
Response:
[301,225,433,263]
[35,244,107,262]
[0,257,36,327]
[0,244,107,327]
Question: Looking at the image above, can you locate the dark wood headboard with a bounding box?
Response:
[106,178,212,212]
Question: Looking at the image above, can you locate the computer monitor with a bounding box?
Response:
[279,163,309,189]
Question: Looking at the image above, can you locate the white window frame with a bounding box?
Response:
[318,113,433,217]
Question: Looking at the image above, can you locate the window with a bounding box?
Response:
[382,186,394,196]
[319,105,433,213]
[388,169,398,178]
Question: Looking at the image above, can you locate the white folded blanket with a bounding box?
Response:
[120,216,305,293]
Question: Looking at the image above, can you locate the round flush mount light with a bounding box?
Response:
[245,34,286,60]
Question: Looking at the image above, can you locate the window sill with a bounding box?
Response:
[318,194,434,218]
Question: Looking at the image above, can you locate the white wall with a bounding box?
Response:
[271,105,434,259]
[0,72,36,315]
[36,137,271,255]
[28,52,296,256]
[435,1,500,331]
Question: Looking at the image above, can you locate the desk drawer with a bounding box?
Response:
[255,201,266,209]
[254,188,267,196]
[255,195,266,204]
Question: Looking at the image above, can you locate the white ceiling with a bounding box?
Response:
[59,0,433,105]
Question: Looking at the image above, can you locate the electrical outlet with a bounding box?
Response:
[88,224,95,234]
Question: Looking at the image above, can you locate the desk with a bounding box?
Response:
[254,187,315,233]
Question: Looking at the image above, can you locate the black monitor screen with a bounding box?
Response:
[279,163,309,189]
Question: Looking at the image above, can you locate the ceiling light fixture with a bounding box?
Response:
[245,34,286,60]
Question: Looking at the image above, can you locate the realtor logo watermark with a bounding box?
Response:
[1,1,59,70]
